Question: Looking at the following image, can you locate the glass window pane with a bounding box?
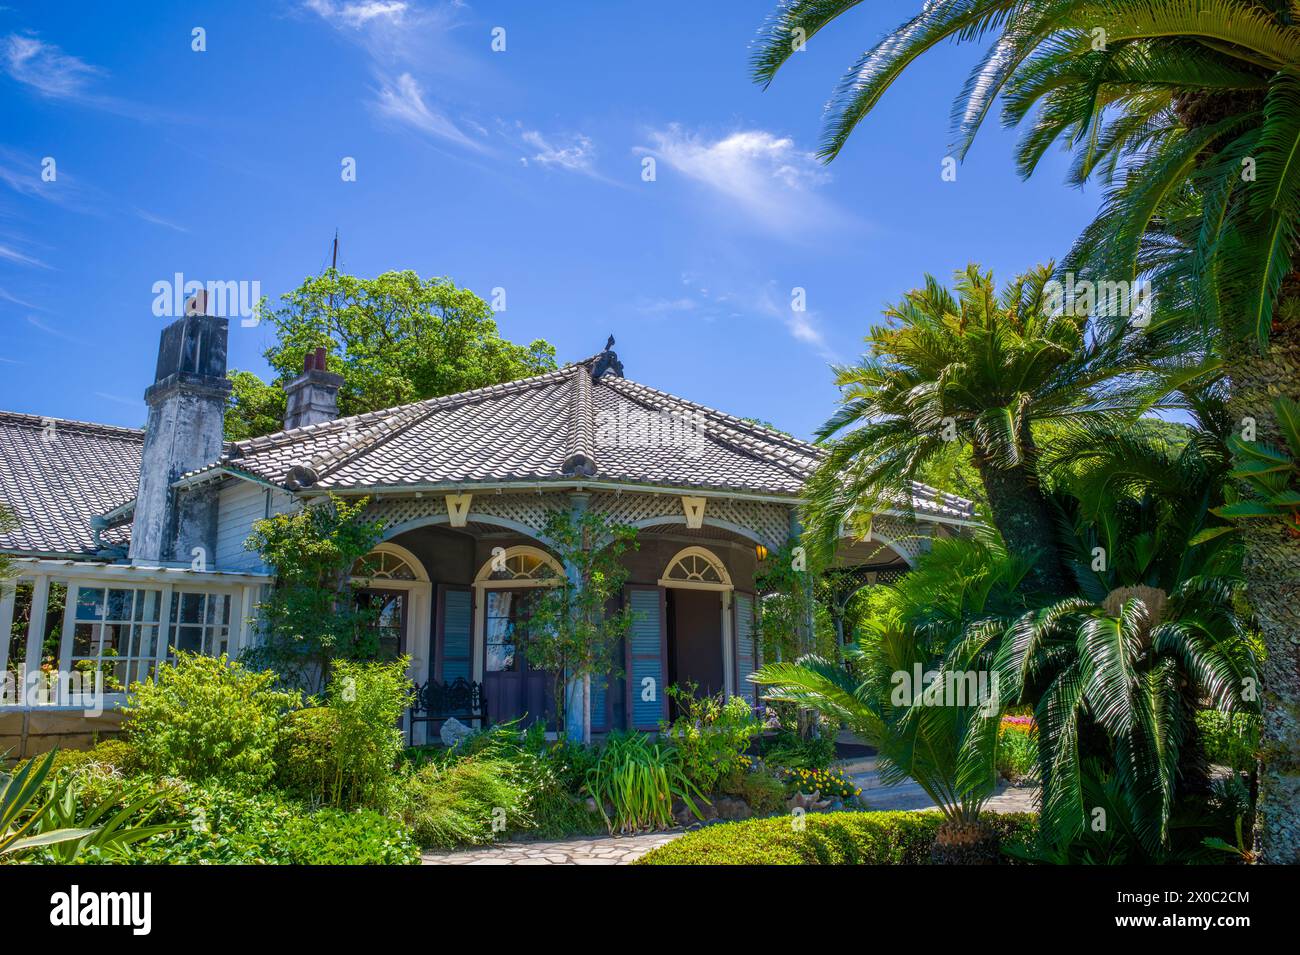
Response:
[72,622,96,656]
[107,589,133,622]
[76,588,105,621]
[180,593,205,625]
[175,626,203,654]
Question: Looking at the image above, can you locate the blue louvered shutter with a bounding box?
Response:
[626,587,666,729]
[734,592,757,704]
[590,675,608,732]
[438,586,472,683]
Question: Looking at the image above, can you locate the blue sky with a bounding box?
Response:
[0,0,1102,438]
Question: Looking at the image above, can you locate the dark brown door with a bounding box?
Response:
[482,589,553,729]
[667,588,724,719]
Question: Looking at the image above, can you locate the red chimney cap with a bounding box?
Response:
[304,347,328,372]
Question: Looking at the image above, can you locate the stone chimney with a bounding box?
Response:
[129,308,232,565]
[283,347,343,430]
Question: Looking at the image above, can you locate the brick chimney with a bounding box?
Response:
[129,307,232,565]
[283,347,343,430]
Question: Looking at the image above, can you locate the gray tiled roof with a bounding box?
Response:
[206,361,974,519]
[0,360,974,561]
[0,412,143,556]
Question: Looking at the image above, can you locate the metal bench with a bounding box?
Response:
[407,678,485,746]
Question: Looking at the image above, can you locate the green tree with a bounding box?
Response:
[752,0,1300,864]
[226,269,557,439]
[243,494,386,693]
[224,370,285,441]
[804,264,1142,594]
[524,510,639,743]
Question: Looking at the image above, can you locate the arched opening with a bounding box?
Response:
[349,542,431,665]
[657,546,734,714]
[472,545,564,730]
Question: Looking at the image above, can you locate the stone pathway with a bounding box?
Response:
[422,831,681,865]
[842,754,1039,814]
[421,755,1039,864]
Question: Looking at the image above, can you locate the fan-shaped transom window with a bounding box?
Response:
[353,550,418,581]
[476,546,564,584]
[661,547,731,588]
[490,552,558,581]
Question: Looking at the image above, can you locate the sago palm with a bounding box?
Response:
[804,264,1143,594]
[754,536,1034,862]
[753,0,1300,862]
[974,418,1259,856]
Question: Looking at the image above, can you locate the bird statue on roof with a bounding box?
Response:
[592,334,624,380]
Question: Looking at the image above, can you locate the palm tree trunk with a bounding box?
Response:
[970,440,1070,595]
[1225,311,1300,865]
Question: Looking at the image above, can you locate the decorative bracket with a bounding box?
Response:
[682,496,706,529]
[446,493,473,528]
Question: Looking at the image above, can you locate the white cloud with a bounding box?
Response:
[27,316,85,344]
[373,72,482,149]
[304,0,405,27]
[639,125,846,234]
[134,208,190,233]
[306,0,410,27]
[2,33,101,98]
[0,242,50,269]
[521,130,596,174]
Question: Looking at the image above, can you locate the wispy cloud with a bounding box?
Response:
[1,33,167,120]
[521,130,596,174]
[133,208,190,233]
[0,286,43,310]
[303,1,489,151]
[1,33,101,98]
[0,146,96,210]
[305,0,410,29]
[638,125,848,235]
[635,271,837,359]
[0,241,50,269]
[26,315,85,344]
[373,72,484,150]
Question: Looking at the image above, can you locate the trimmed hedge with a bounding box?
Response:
[635,810,1038,865]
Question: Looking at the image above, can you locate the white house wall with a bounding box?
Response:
[215,481,297,572]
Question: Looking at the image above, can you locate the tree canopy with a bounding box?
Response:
[225,270,557,439]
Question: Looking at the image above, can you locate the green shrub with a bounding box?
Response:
[1196,709,1261,773]
[636,811,1038,865]
[719,765,787,816]
[327,658,414,809]
[584,731,705,833]
[997,719,1038,782]
[760,728,836,772]
[273,659,413,810]
[661,684,762,793]
[123,652,298,790]
[274,707,340,803]
[82,781,418,865]
[15,738,139,778]
[278,808,420,864]
[399,755,531,850]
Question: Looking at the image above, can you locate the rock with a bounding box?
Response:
[714,797,752,821]
[787,790,833,813]
[440,716,473,747]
